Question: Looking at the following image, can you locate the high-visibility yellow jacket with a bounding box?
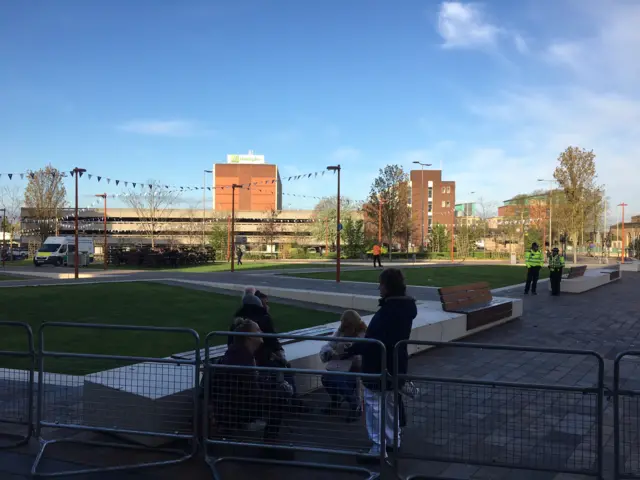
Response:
[525,250,544,268]
[549,254,565,271]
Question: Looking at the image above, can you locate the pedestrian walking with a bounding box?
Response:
[372,244,382,268]
[236,247,243,266]
[548,247,565,296]
[524,242,544,295]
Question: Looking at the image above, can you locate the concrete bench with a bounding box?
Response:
[620,261,640,272]
[438,282,514,331]
[81,296,523,446]
[563,265,587,279]
[171,325,336,362]
[550,265,621,293]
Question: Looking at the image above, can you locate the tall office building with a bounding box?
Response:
[212,151,282,212]
[409,169,456,248]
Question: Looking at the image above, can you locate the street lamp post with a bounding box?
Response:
[413,161,432,250]
[0,207,5,268]
[95,194,108,270]
[327,165,341,283]
[230,184,242,272]
[72,167,86,279]
[619,202,628,263]
[203,169,213,248]
[537,179,555,249]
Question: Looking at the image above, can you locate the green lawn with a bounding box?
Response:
[289,265,550,289]
[0,282,338,374]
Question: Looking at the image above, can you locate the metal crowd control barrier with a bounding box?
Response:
[31,322,200,477]
[614,351,640,479]
[0,321,35,449]
[203,331,387,480]
[392,340,605,478]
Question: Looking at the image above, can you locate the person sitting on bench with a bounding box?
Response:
[211,319,293,441]
[319,309,366,422]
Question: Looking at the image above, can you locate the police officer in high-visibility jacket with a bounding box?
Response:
[524,242,544,295]
[548,247,566,296]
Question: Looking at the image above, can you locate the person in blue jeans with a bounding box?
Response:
[320,310,367,422]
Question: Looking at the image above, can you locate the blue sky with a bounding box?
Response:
[0,0,637,219]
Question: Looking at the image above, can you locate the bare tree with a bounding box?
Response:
[23,165,67,241]
[123,181,180,248]
[310,196,356,247]
[553,146,599,263]
[257,208,281,253]
[1,185,23,258]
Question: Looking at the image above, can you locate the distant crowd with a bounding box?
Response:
[206,267,417,460]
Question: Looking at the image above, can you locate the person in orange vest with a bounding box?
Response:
[372,244,382,268]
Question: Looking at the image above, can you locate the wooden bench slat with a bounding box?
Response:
[438,282,490,295]
[440,289,491,303]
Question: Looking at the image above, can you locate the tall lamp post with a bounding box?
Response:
[0,207,5,268]
[537,179,555,249]
[202,169,213,248]
[327,165,341,283]
[72,167,86,279]
[619,202,628,263]
[230,184,242,272]
[413,161,432,250]
[95,194,108,270]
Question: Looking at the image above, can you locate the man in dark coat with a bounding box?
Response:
[345,268,417,459]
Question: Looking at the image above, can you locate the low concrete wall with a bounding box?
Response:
[620,262,640,272]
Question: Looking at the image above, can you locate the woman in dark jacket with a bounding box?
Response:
[346,268,416,459]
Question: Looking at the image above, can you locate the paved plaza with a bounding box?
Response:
[0,265,638,479]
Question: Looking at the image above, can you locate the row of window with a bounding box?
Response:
[441,186,452,194]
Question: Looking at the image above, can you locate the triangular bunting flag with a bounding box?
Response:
[308,173,312,178]
[8,174,12,180]
[149,184,152,189]
[132,182,137,188]
[29,173,35,179]
[116,180,120,186]
[88,174,92,180]
[165,185,169,189]
[322,171,325,176]
[287,177,291,181]
[125,182,129,187]
[207,187,211,191]
[70,170,75,177]
[107,178,111,184]
[79,171,84,178]
[20,173,24,180]
[97,176,101,182]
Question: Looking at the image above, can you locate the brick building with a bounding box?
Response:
[212,152,282,212]
[409,169,456,248]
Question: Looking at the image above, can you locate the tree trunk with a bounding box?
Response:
[573,230,578,264]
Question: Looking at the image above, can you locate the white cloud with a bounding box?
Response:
[436,2,525,53]
[437,2,501,49]
[117,119,212,137]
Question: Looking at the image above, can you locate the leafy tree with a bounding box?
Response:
[343,217,365,258]
[23,165,67,241]
[455,223,482,258]
[429,223,450,253]
[363,165,410,259]
[209,216,229,261]
[553,146,599,263]
[311,196,356,253]
[123,181,180,248]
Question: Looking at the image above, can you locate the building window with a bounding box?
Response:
[446,186,451,194]
[441,186,446,194]
[428,187,433,198]
[446,201,451,207]
[428,218,433,233]
[441,200,446,208]
[428,202,432,212]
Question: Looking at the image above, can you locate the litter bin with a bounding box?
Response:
[510,253,517,265]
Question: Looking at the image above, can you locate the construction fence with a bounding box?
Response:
[0,324,637,479]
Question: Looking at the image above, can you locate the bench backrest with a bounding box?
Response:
[438,282,493,312]
[567,265,587,279]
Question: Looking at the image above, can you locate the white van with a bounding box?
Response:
[34,236,95,267]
